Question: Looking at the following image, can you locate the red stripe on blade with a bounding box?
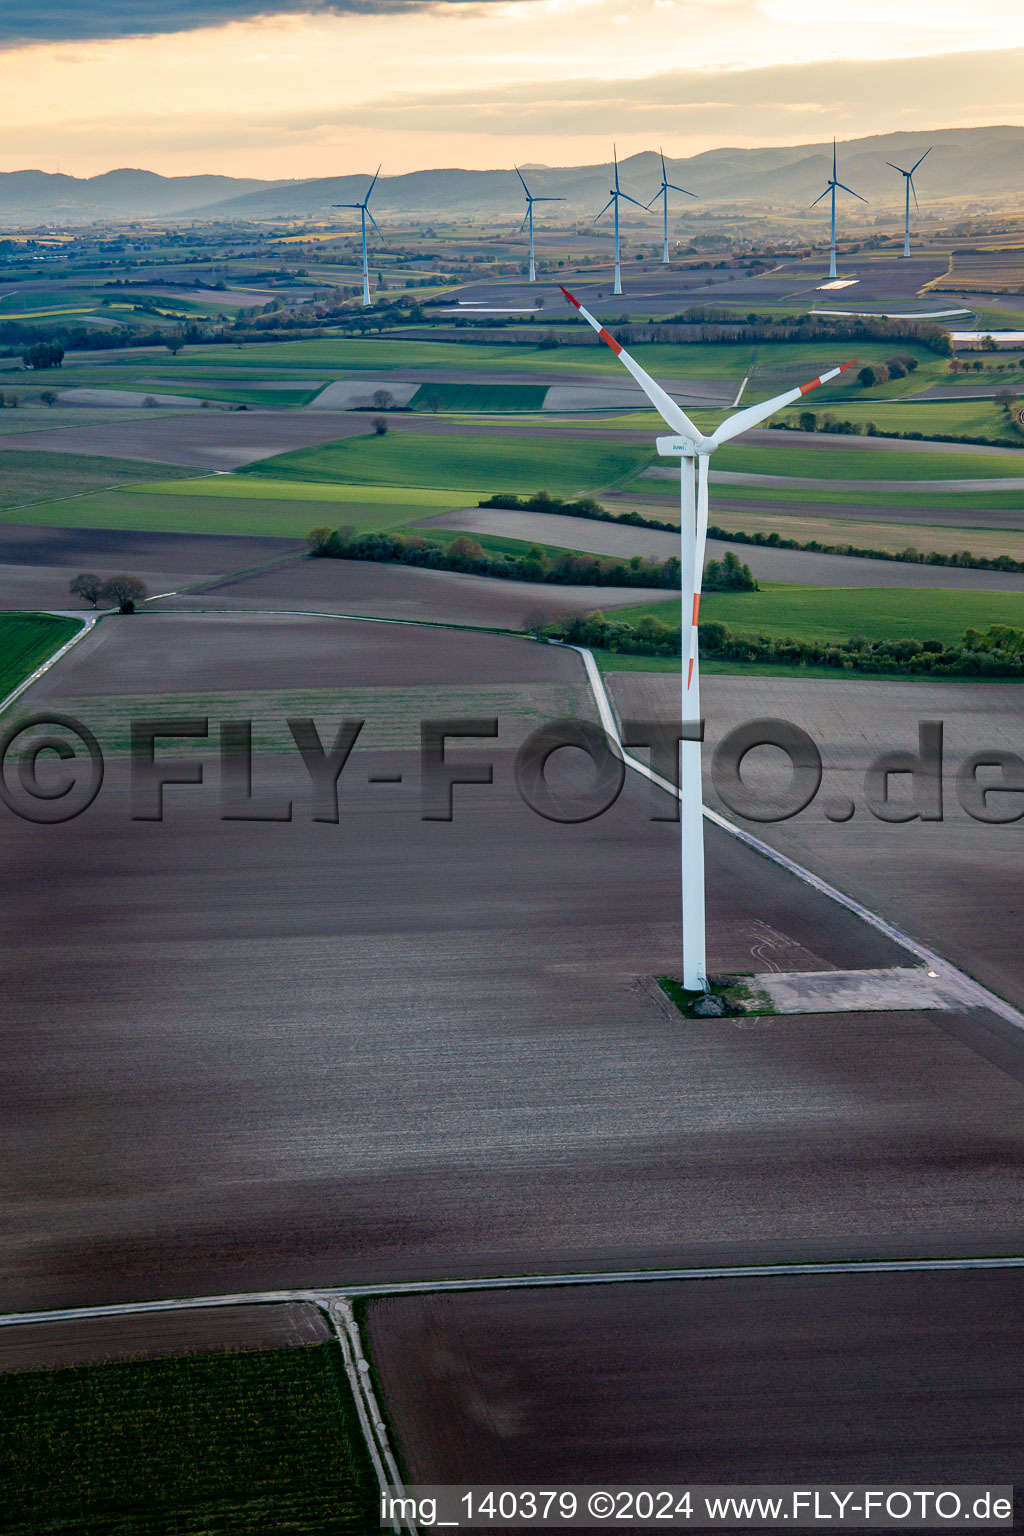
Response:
[558,284,581,310]
[598,327,622,355]
[686,657,694,688]
[692,594,700,625]
[799,375,823,395]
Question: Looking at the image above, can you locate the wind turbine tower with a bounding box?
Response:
[334,166,384,307]
[810,140,867,280]
[648,148,696,264]
[560,283,854,990]
[595,146,647,297]
[887,148,931,257]
[515,167,564,283]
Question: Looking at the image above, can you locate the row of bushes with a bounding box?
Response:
[306,525,684,588]
[478,490,1024,575]
[538,613,1024,676]
[773,415,1024,449]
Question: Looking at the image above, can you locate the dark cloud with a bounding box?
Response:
[0,0,499,46]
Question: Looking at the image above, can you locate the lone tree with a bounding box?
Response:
[99,574,148,613]
[371,415,388,435]
[22,340,64,370]
[372,388,395,410]
[69,572,104,607]
[40,389,58,408]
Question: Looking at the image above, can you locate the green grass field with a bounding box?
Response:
[708,442,1024,481]
[410,381,547,412]
[129,335,938,386]
[0,612,82,700]
[705,481,1024,514]
[0,451,193,513]
[0,1343,378,1536]
[9,485,464,538]
[613,584,1024,646]
[778,399,1024,440]
[238,431,653,496]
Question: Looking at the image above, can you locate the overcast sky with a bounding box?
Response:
[2,0,1023,177]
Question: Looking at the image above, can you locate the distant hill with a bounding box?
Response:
[2,126,1023,225]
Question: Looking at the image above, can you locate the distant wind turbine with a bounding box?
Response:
[595,146,647,297]
[647,148,696,265]
[515,167,564,283]
[334,166,384,308]
[886,148,931,258]
[810,140,867,280]
[560,281,855,990]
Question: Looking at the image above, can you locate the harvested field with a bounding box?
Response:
[0,410,370,469]
[609,671,1024,1008]
[32,611,584,697]
[150,556,663,624]
[0,524,305,612]
[683,506,1024,560]
[0,1302,328,1373]
[422,507,1024,590]
[941,249,1024,292]
[27,615,1024,1310]
[368,1271,1024,1489]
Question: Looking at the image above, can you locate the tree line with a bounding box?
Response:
[535,612,1024,677]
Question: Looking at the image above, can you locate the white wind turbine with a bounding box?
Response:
[595,146,647,297]
[560,283,855,989]
[887,148,931,258]
[515,167,564,283]
[334,166,384,307]
[811,140,867,280]
[648,148,696,265]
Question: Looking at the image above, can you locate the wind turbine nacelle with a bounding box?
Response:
[657,435,709,456]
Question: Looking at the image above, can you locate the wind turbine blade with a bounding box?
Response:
[645,191,663,211]
[684,454,710,693]
[911,147,932,174]
[532,196,565,203]
[667,183,696,197]
[809,187,831,208]
[910,178,919,211]
[660,146,667,183]
[515,164,531,197]
[364,164,381,203]
[594,197,614,222]
[885,162,908,174]
[365,208,385,242]
[518,211,529,233]
[835,181,868,202]
[613,144,620,191]
[709,360,858,446]
[620,192,648,210]
[832,139,837,178]
[333,203,362,210]
[558,285,700,442]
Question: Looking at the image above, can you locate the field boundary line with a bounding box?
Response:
[572,645,1024,1034]
[0,612,96,720]
[2,1257,1024,1333]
